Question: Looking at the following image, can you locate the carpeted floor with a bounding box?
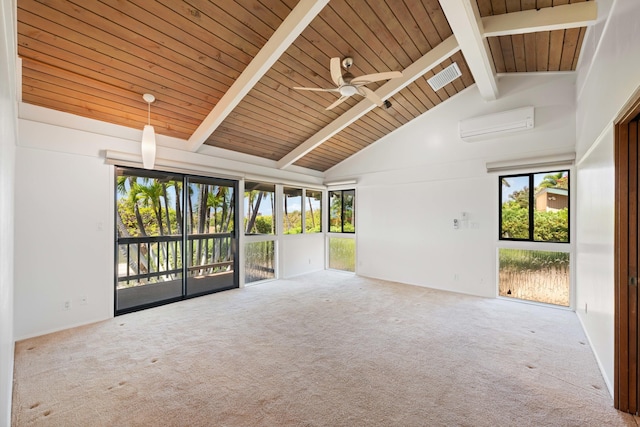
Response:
[12,271,637,426]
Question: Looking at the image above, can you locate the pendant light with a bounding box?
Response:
[141,93,156,169]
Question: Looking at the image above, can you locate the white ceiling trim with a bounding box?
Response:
[186,0,329,153]
[439,0,498,101]
[482,2,598,37]
[277,35,460,170]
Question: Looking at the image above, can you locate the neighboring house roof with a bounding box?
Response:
[536,188,568,197]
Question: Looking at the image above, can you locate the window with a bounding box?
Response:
[498,170,570,307]
[499,248,570,306]
[283,187,322,235]
[244,182,275,235]
[328,189,355,272]
[245,241,275,282]
[244,181,276,285]
[305,190,322,233]
[283,187,302,234]
[499,171,569,243]
[329,237,355,272]
[329,189,355,233]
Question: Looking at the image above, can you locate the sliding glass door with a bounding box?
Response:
[186,177,237,296]
[115,168,238,314]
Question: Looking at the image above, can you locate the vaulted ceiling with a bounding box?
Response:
[17,0,596,172]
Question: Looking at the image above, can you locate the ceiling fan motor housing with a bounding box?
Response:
[339,85,358,97]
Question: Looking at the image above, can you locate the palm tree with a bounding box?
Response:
[161,182,173,235]
[284,194,292,233]
[116,176,152,277]
[307,194,316,231]
[138,180,172,278]
[538,172,567,189]
[245,190,264,233]
[138,180,165,235]
[193,183,210,271]
[169,181,183,232]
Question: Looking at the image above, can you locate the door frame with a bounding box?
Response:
[114,167,239,315]
[614,89,640,413]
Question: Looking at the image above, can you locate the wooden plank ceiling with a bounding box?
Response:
[17,0,592,173]
[478,0,588,73]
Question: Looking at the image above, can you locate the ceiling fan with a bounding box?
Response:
[293,57,403,110]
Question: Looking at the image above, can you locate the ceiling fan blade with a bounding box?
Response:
[351,71,403,85]
[330,57,343,86]
[326,96,349,110]
[359,86,383,107]
[293,86,338,92]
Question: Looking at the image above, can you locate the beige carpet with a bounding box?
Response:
[12,271,636,426]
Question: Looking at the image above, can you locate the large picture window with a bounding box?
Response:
[498,170,570,307]
[499,171,569,243]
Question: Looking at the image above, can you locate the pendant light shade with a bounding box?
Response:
[141,93,156,169]
[141,124,156,169]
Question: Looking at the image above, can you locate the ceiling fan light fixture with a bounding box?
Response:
[141,93,156,170]
[339,85,358,97]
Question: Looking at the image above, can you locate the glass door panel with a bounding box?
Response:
[186,177,237,296]
[115,169,183,312]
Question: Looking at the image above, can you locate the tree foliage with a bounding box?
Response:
[501,172,569,242]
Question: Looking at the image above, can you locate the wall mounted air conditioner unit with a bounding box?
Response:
[459,106,534,141]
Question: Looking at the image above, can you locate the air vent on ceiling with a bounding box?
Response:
[427,62,462,91]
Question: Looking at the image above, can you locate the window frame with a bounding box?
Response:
[304,189,322,234]
[328,189,356,234]
[498,170,570,243]
[282,186,303,235]
[243,181,276,236]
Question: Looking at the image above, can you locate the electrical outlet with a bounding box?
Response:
[454,274,459,281]
[63,300,71,310]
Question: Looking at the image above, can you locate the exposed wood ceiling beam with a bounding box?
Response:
[277,36,460,170]
[186,0,328,152]
[439,0,498,101]
[482,2,598,37]
[276,1,599,170]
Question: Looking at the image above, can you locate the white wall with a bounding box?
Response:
[14,114,326,339]
[575,128,615,391]
[575,0,640,394]
[14,147,113,339]
[327,73,576,298]
[576,0,640,160]
[0,0,17,424]
[280,234,325,278]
